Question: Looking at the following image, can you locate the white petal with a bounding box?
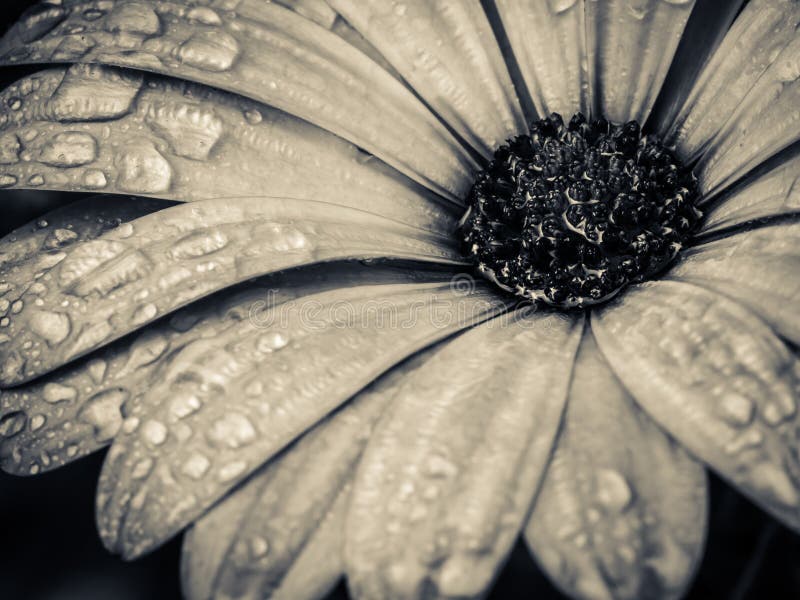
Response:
[0,197,465,385]
[346,310,583,599]
[330,0,526,157]
[526,334,707,600]
[701,149,800,233]
[494,0,590,118]
[0,66,457,232]
[96,282,509,558]
[670,222,800,345]
[587,0,696,124]
[667,0,800,162]
[593,280,800,532]
[0,0,476,200]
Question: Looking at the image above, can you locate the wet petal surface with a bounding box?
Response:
[526,334,707,600]
[593,280,800,531]
[346,310,583,599]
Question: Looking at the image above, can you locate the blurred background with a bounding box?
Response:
[1,0,799,598]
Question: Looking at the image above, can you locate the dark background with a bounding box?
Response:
[1,1,799,598]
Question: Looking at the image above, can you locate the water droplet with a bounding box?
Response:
[186,7,222,26]
[43,382,77,404]
[10,300,23,314]
[106,1,161,35]
[176,30,241,72]
[145,102,224,161]
[169,393,202,420]
[122,416,140,434]
[182,452,210,480]
[249,536,269,559]
[131,457,154,480]
[243,108,262,125]
[0,174,18,188]
[82,8,105,21]
[0,132,21,164]
[169,228,229,260]
[547,0,577,14]
[256,331,288,353]
[0,411,27,438]
[43,227,79,249]
[87,357,108,383]
[142,419,168,445]
[39,131,98,167]
[425,453,458,478]
[49,65,143,122]
[718,394,754,426]
[28,310,72,346]
[83,169,108,188]
[124,331,168,372]
[7,97,22,111]
[29,414,46,431]
[27,174,45,186]
[78,388,128,442]
[132,303,158,325]
[208,412,256,449]
[115,141,173,193]
[595,469,633,512]
[218,459,247,482]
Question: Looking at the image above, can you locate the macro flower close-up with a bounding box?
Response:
[1,0,800,598]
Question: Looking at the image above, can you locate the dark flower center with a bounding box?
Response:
[459,113,702,308]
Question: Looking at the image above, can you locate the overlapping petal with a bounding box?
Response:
[0,0,477,199]
[330,0,526,158]
[586,0,696,124]
[494,0,590,118]
[593,280,800,531]
[666,0,800,162]
[526,334,707,600]
[96,281,509,559]
[669,222,800,345]
[0,197,465,385]
[0,65,457,231]
[181,347,435,600]
[346,309,583,599]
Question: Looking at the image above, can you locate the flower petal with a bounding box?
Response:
[666,0,800,162]
[96,282,509,558]
[646,0,745,137]
[494,0,590,118]
[592,280,800,531]
[0,259,426,475]
[586,0,696,125]
[329,0,526,157]
[0,66,456,232]
[0,197,465,385]
[181,347,433,600]
[670,222,800,345]
[0,0,477,200]
[700,149,800,233]
[525,333,707,600]
[345,310,583,599]
[697,33,800,196]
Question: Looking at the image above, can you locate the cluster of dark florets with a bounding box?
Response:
[459,112,701,308]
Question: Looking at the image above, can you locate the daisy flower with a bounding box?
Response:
[0,0,799,598]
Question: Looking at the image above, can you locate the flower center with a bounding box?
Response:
[459,113,702,308]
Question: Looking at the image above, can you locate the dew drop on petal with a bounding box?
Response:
[168,393,202,420]
[42,382,77,404]
[142,419,168,446]
[217,460,247,482]
[181,452,211,480]
[595,468,633,512]
[207,412,256,449]
[83,169,108,188]
[106,1,161,35]
[39,131,98,167]
[131,457,154,480]
[175,30,241,72]
[29,414,46,431]
[0,411,27,438]
[77,388,128,442]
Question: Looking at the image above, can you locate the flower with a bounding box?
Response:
[0,0,799,598]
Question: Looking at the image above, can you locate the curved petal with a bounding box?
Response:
[346,309,584,599]
[666,0,800,162]
[0,197,465,385]
[494,0,590,118]
[0,0,477,200]
[525,334,707,600]
[700,149,800,233]
[645,0,745,137]
[696,32,800,196]
[592,280,800,532]
[329,0,526,157]
[0,260,426,475]
[670,222,800,345]
[586,0,696,124]
[96,282,509,558]
[181,347,434,600]
[0,66,456,232]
